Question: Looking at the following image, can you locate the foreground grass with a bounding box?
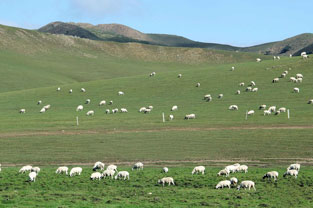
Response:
[0,166,312,207]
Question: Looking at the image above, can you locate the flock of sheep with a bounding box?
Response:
[0,162,301,191]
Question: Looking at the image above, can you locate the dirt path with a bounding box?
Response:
[1,125,313,138]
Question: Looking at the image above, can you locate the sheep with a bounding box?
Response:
[287,164,300,171]
[229,105,238,110]
[112,108,118,114]
[132,162,144,171]
[281,73,286,78]
[169,115,174,120]
[237,165,248,173]
[236,90,241,95]
[204,94,211,100]
[272,78,279,83]
[120,108,128,113]
[231,66,235,71]
[293,88,300,93]
[308,99,313,104]
[206,96,213,102]
[218,94,223,99]
[216,180,231,189]
[283,170,298,178]
[109,100,113,105]
[196,83,200,87]
[275,111,281,115]
[158,177,175,186]
[107,165,118,172]
[192,166,205,175]
[40,107,46,113]
[171,105,178,111]
[284,70,289,75]
[256,58,262,62]
[246,87,252,92]
[70,167,82,177]
[81,88,86,92]
[86,110,94,116]
[19,165,32,173]
[139,107,147,112]
[102,169,115,179]
[29,172,37,182]
[230,177,238,185]
[296,78,303,83]
[225,165,238,173]
[76,105,83,112]
[162,167,169,173]
[105,109,110,114]
[268,106,276,113]
[44,104,51,110]
[56,166,68,175]
[69,89,73,93]
[99,100,106,106]
[264,110,271,116]
[150,72,156,77]
[31,167,40,174]
[302,54,309,59]
[296,74,303,79]
[144,109,151,114]
[239,82,245,87]
[252,88,258,92]
[237,180,256,191]
[118,91,124,96]
[289,54,292,58]
[273,56,276,60]
[93,161,105,171]
[85,99,91,104]
[148,106,153,109]
[20,109,26,114]
[250,81,256,86]
[178,74,182,78]
[90,172,102,180]
[185,114,196,120]
[115,171,129,180]
[263,171,279,181]
[301,52,307,56]
[37,100,42,105]
[57,87,61,91]
[259,104,266,110]
[217,169,230,177]
[247,110,255,115]
[277,56,280,60]
[278,107,286,113]
[290,77,297,82]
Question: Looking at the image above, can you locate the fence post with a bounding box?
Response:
[245,110,248,120]
[162,112,165,123]
[76,116,79,126]
[287,109,290,119]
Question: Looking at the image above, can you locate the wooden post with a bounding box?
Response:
[76,116,79,126]
[287,109,290,119]
[162,112,165,123]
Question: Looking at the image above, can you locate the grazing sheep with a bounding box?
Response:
[308,99,313,104]
[105,109,110,114]
[102,169,115,179]
[230,177,238,185]
[277,56,280,60]
[162,167,169,173]
[278,107,286,113]
[150,72,156,77]
[296,74,303,79]
[296,78,303,83]
[275,111,281,115]
[250,81,256,86]
[158,177,175,186]
[284,70,288,75]
[86,110,94,116]
[218,94,223,99]
[206,96,213,102]
[57,87,61,91]
[204,94,211,100]
[31,167,40,174]
[272,78,279,83]
[85,99,91,104]
[236,90,241,95]
[112,108,118,114]
[118,91,124,96]
[231,66,235,71]
[81,88,86,92]
[268,106,276,113]
[256,58,262,62]
[120,108,128,113]
[90,172,102,180]
[263,171,279,181]
[247,110,255,115]
[287,164,300,171]
[20,109,26,114]
[19,165,32,173]
[273,56,277,60]
[293,88,300,93]
[76,105,83,111]
[185,114,196,120]
[281,73,286,78]
[216,180,231,189]
[44,104,51,110]
[192,166,205,175]
[132,162,144,171]
[144,109,152,114]
[56,166,68,175]
[69,89,73,93]
[171,105,178,111]
[217,169,230,177]
[29,172,37,182]
[139,107,147,112]
[246,87,252,92]
[93,162,105,171]
[115,171,130,180]
[290,54,293,58]
[99,100,106,106]
[225,165,238,173]
[229,105,238,110]
[259,104,267,110]
[70,167,82,177]
[290,77,297,82]
[237,180,256,190]
[169,115,174,120]
[252,88,258,92]
[301,52,307,56]
[264,110,271,116]
[196,83,201,87]
[302,54,309,59]
[239,82,245,86]
[283,170,298,179]
[148,106,153,109]
[237,165,248,173]
[178,74,182,78]
[109,100,113,105]
[40,107,46,113]
[37,100,42,105]
[107,165,118,172]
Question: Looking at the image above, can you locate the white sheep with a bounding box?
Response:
[273,56,276,60]
[57,87,61,91]
[40,108,46,113]
[118,91,124,95]
[102,169,115,179]
[296,74,303,79]
[296,78,303,83]
[264,110,271,116]
[112,108,118,114]
[31,167,40,174]
[19,165,32,173]
[259,104,267,110]
[263,171,279,181]
[158,177,175,186]
[204,94,211,100]
[231,66,235,71]
[275,111,281,116]
[250,81,256,86]
[237,165,248,173]
[290,54,293,58]
[252,88,258,92]
[281,73,286,78]
[85,99,91,104]
[70,167,82,177]
[150,72,156,77]
[293,88,300,93]
[287,164,300,171]
[120,108,128,113]
[37,100,42,105]
[237,180,256,190]
[268,106,276,113]
[69,89,73,93]
[139,107,147,112]
[218,94,223,99]
[236,90,241,95]
[217,169,230,177]
[277,56,280,60]
[246,87,252,92]
[162,167,169,173]
[307,99,313,104]
[278,107,286,113]
[132,162,144,171]
[143,108,151,114]
[283,170,298,178]
[107,165,118,172]
[302,54,309,59]
[99,100,106,106]
[225,165,238,173]
[44,104,51,110]
[229,105,238,110]
[169,115,174,120]
[29,172,37,182]
[301,52,307,56]
[105,109,110,114]
[185,114,196,120]
[20,109,26,114]
[247,110,255,115]
[148,106,153,109]
[93,161,105,171]
[76,105,83,111]
[239,82,245,86]
[192,166,205,175]
[290,77,297,82]
[109,100,113,105]
[272,78,279,83]
[216,180,231,189]
[115,171,129,180]
[230,177,238,185]
[86,110,94,116]
[56,166,68,175]
[256,58,262,62]
[284,70,289,75]
[196,83,200,87]
[178,74,182,78]
[171,105,178,111]
[90,172,102,180]
[81,88,86,92]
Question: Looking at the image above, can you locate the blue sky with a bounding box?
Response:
[0,0,312,46]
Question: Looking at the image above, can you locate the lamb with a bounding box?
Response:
[256,58,262,62]
[109,101,113,105]
[76,105,83,111]
[31,167,40,174]
[229,105,238,110]
[37,100,42,105]
[112,108,118,113]
[102,169,115,179]
[139,107,147,112]
[118,91,124,96]
[29,172,37,182]
[259,104,267,110]
[293,88,300,93]
[283,170,298,178]
[185,114,196,120]
[272,78,279,83]
[275,111,281,115]
[230,177,238,185]
[107,165,118,172]
[70,167,82,177]
[287,164,300,171]
[273,56,276,60]
[206,96,213,102]
[225,165,238,173]
[263,171,279,181]
[296,78,303,83]
[247,110,255,115]
[236,90,241,95]
[250,81,256,86]
[169,115,174,120]
[252,88,258,92]
[99,100,106,106]
[237,165,248,173]
[290,77,297,82]
[40,107,46,113]
[281,73,286,78]
[218,94,223,99]
[290,54,293,58]
[85,99,91,104]
[115,171,130,180]
[196,83,200,87]
[162,167,169,173]
[268,106,276,113]
[178,74,182,78]
[302,54,309,59]
[20,109,26,114]
[19,165,32,173]
[216,180,231,189]
[246,87,252,92]
[278,107,286,113]
[277,56,280,60]
[231,66,235,71]
[56,166,68,175]
[150,72,156,77]
[81,88,86,92]
[296,74,303,79]
[158,177,175,186]
[284,70,288,75]
[69,89,73,93]
[301,52,307,56]
[132,162,144,171]
[171,105,178,111]
[239,82,245,86]
[192,166,205,175]
[144,109,151,114]
[90,172,102,180]
[86,110,94,116]
[264,110,271,116]
[105,109,110,114]
[204,94,211,100]
[120,108,128,113]
[308,99,313,104]
[57,87,61,91]
[237,180,256,190]
[93,161,105,171]
[44,104,51,110]
[217,169,230,177]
